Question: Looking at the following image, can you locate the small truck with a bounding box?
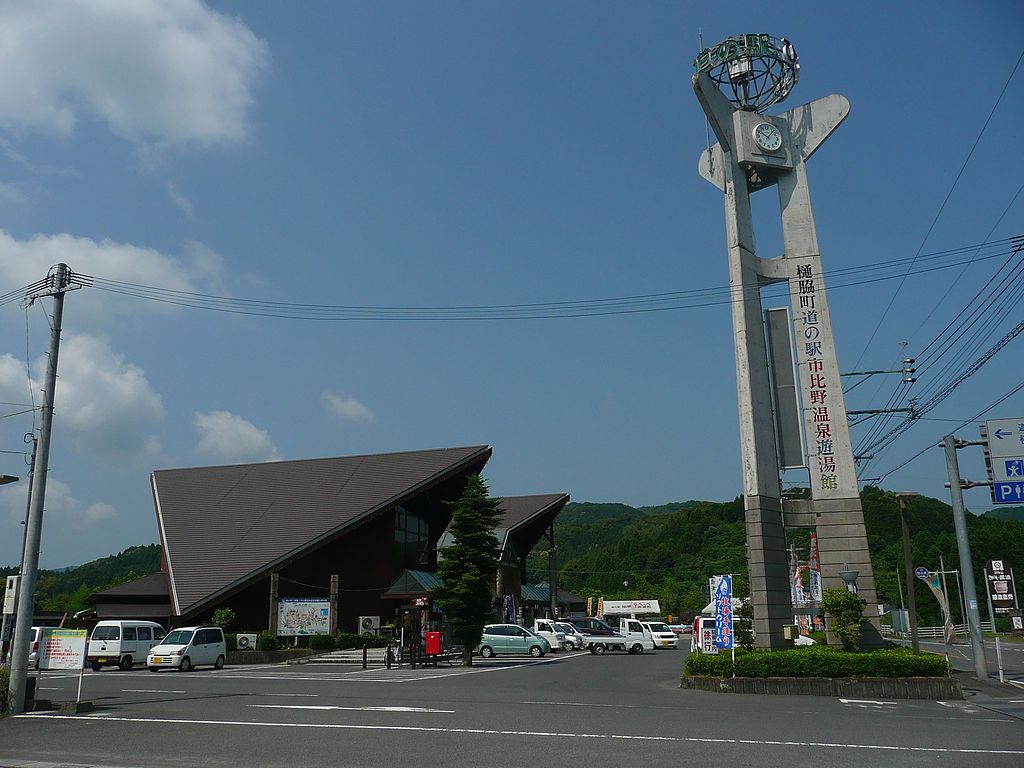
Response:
[531,619,567,651]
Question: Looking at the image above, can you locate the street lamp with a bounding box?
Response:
[839,566,859,594]
[0,475,18,485]
[897,492,921,653]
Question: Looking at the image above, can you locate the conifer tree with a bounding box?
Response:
[433,475,502,665]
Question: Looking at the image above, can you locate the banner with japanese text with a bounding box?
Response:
[713,575,734,650]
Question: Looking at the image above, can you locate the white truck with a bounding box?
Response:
[531,619,567,651]
[614,618,655,654]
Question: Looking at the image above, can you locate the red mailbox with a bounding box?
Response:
[425,631,441,656]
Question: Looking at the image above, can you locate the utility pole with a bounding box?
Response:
[9,263,72,714]
[898,494,920,653]
[943,434,988,680]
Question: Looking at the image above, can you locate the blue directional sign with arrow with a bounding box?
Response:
[984,419,1024,504]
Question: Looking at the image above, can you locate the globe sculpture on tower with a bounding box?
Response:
[693,35,882,649]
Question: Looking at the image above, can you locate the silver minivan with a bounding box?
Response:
[147,626,226,672]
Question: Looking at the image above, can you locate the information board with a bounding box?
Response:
[38,628,88,670]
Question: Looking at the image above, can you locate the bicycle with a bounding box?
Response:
[443,644,466,666]
[382,642,404,668]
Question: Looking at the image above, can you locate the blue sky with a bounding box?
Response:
[1,1,1022,568]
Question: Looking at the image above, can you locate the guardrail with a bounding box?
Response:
[881,622,994,639]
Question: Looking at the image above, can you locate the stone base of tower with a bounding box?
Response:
[784,496,884,649]
[745,495,797,650]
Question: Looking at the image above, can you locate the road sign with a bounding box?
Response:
[985,560,1018,615]
[982,419,1024,503]
[914,567,929,580]
[993,481,1024,504]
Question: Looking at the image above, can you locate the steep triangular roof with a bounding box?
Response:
[152,445,491,616]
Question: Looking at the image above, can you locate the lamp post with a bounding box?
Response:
[898,493,921,653]
[0,475,18,664]
[839,566,859,595]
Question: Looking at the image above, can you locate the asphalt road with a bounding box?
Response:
[2,645,1023,768]
[900,636,1024,686]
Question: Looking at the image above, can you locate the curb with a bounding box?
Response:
[680,675,963,699]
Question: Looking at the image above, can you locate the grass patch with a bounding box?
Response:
[684,646,950,679]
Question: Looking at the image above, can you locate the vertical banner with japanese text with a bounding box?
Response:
[808,533,823,602]
[713,575,734,650]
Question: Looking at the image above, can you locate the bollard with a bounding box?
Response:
[362,645,367,670]
[995,637,1005,684]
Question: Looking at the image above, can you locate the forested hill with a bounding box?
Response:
[0,544,161,615]
[529,488,1024,625]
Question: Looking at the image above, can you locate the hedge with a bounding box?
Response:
[335,632,391,649]
[309,634,336,651]
[0,665,8,716]
[684,647,950,679]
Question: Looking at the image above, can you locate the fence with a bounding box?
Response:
[881,622,994,639]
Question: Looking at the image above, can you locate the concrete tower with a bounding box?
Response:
[693,35,880,649]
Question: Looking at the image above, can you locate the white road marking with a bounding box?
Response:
[521,701,638,708]
[16,714,1024,756]
[37,687,65,691]
[839,699,896,706]
[262,693,319,697]
[250,705,453,713]
[122,689,187,694]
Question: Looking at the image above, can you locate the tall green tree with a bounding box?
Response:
[433,475,502,666]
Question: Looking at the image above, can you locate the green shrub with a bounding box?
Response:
[334,632,391,649]
[684,647,949,679]
[309,634,336,651]
[822,588,866,649]
[257,631,279,651]
[224,633,237,652]
[211,608,236,630]
[0,665,8,716]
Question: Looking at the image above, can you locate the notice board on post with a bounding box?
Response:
[277,598,331,636]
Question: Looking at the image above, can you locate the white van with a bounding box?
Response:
[87,620,166,671]
[147,626,226,672]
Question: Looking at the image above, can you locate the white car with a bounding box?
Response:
[147,626,226,672]
[554,621,586,652]
[641,621,678,649]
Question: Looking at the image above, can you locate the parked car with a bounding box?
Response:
[28,626,42,669]
[666,623,691,636]
[475,624,550,658]
[87,620,167,671]
[554,621,586,652]
[532,619,567,651]
[641,621,678,650]
[147,626,226,672]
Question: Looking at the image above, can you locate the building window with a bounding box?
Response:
[394,505,429,568]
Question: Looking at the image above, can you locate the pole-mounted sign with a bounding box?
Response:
[981,419,1024,504]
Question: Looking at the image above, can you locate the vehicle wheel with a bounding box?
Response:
[90,661,102,672]
[119,655,133,671]
[179,656,192,672]
[529,645,543,658]
[631,644,643,655]
[479,645,494,659]
[563,641,575,652]
[214,654,225,670]
[148,666,160,673]
[588,646,596,654]
[593,643,606,655]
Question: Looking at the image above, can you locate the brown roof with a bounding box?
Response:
[90,572,169,599]
[152,445,491,617]
[498,494,570,531]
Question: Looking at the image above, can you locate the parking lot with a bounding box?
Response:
[4,646,1024,768]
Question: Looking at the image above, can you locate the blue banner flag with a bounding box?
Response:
[713,575,734,650]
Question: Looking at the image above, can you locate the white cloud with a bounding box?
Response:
[321,392,377,424]
[0,336,165,462]
[1,478,116,532]
[194,410,278,464]
[0,0,269,148]
[167,181,193,216]
[0,229,227,328]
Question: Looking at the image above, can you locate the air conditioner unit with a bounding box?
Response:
[358,616,380,635]
[236,633,257,650]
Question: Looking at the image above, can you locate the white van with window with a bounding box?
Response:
[87,620,167,671]
[147,626,226,672]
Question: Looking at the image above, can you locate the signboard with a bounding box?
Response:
[713,575,734,650]
[1011,612,1023,631]
[600,599,661,616]
[700,625,718,654]
[915,567,929,580]
[38,628,87,670]
[985,560,1018,615]
[982,419,1024,504]
[3,575,18,614]
[411,596,429,607]
[277,598,330,636]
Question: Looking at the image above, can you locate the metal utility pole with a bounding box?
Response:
[943,434,987,680]
[898,494,920,653]
[8,263,72,714]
